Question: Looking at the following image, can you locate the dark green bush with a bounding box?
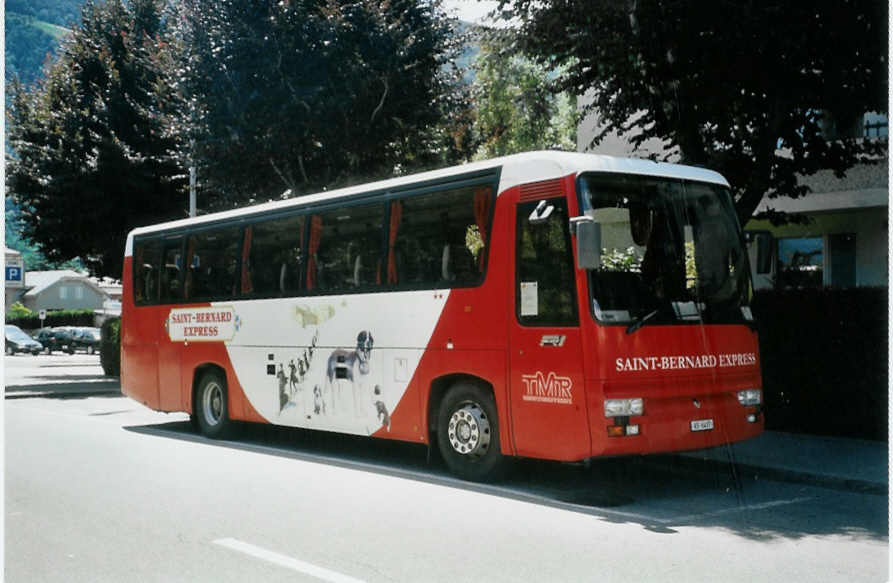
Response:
[753,287,887,440]
[5,309,95,330]
[100,317,121,377]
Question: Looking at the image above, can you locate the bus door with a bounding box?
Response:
[509,196,590,460]
[157,236,184,410]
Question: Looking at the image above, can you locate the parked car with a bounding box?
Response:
[5,325,43,355]
[71,327,101,354]
[34,328,76,354]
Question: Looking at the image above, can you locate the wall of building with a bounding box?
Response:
[23,281,107,312]
[745,207,888,288]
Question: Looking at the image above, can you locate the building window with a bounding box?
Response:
[777,237,824,289]
[75,286,84,300]
[59,286,69,300]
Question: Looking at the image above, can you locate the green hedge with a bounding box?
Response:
[100,317,121,376]
[5,309,95,330]
[753,287,887,441]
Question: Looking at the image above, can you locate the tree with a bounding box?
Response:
[499,0,888,224]
[168,0,473,207]
[6,0,187,279]
[470,30,576,160]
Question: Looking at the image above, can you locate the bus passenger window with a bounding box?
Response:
[133,239,162,305]
[185,226,240,301]
[160,237,184,303]
[246,214,304,297]
[394,185,493,288]
[310,203,385,293]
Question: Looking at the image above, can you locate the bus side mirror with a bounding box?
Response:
[571,216,601,270]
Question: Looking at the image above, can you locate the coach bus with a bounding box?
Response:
[121,151,763,481]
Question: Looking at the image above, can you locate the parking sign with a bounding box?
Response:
[5,265,23,286]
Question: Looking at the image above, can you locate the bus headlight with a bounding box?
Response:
[737,389,761,406]
[604,398,644,417]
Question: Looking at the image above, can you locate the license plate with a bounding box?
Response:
[690,419,714,432]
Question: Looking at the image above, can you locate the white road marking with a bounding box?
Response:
[213,538,368,583]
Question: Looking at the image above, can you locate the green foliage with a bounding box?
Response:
[470,31,576,159]
[100,317,121,376]
[500,0,888,223]
[167,0,474,206]
[6,309,94,330]
[600,247,642,272]
[6,0,187,279]
[6,301,33,319]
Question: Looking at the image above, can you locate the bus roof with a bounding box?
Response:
[125,150,729,254]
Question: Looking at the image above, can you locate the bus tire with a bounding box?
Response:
[195,370,232,439]
[436,383,507,482]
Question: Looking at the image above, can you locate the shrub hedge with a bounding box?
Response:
[752,287,887,441]
[5,309,95,330]
[100,317,121,377]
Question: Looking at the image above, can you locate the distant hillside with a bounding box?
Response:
[5,0,82,85]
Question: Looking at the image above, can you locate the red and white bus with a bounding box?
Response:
[121,151,763,481]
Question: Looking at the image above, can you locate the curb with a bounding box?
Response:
[643,453,888,496]
[5,382,122,400]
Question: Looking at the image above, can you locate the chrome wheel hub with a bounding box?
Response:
[203,382,224,426]
[447,402,491,458]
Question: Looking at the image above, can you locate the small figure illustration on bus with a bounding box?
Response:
[373,385,390,432]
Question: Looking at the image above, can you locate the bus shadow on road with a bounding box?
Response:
[122,419,794,515]
[124,420,887,542]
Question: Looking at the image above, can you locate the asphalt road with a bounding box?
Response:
[4,355,888,582]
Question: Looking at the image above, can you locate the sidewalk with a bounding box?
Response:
[667,430,888,495]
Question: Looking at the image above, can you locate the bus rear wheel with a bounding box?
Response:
[194,370,232,439]
[436,383,507,482]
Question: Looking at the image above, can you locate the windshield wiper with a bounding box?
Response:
[626,309,660,335]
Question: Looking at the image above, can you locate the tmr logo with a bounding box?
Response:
[521,372,573,405]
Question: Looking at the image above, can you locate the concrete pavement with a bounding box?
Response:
[4,354,887,494]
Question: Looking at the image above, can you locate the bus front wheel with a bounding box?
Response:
[436,383,507,482]
[194,370,232,439]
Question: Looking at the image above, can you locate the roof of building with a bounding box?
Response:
[23,270,107,298]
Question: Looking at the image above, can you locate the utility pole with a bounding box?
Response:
[189,139,197,217]
[189,165,197,218]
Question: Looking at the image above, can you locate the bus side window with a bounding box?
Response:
[310,203,385,293]
[133,239,162,305]
[185,226,240,301]
[245,214,304,298]
[396,185,493,288]
[160,237,184,303]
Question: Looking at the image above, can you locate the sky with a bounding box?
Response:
[442,0,501,24]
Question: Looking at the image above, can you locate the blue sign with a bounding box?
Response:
[5,265,22,283]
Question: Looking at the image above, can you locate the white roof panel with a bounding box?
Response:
[125,150,730,256]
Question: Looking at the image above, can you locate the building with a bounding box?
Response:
[5,248,26,311]
[745,162,888,290]
[13,270,112,313]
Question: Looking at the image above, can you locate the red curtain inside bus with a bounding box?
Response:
[306,215,323,291]
[387,200,402,284]
[241,226,253,295]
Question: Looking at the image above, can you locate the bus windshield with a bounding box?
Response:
[577,173,752,328]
